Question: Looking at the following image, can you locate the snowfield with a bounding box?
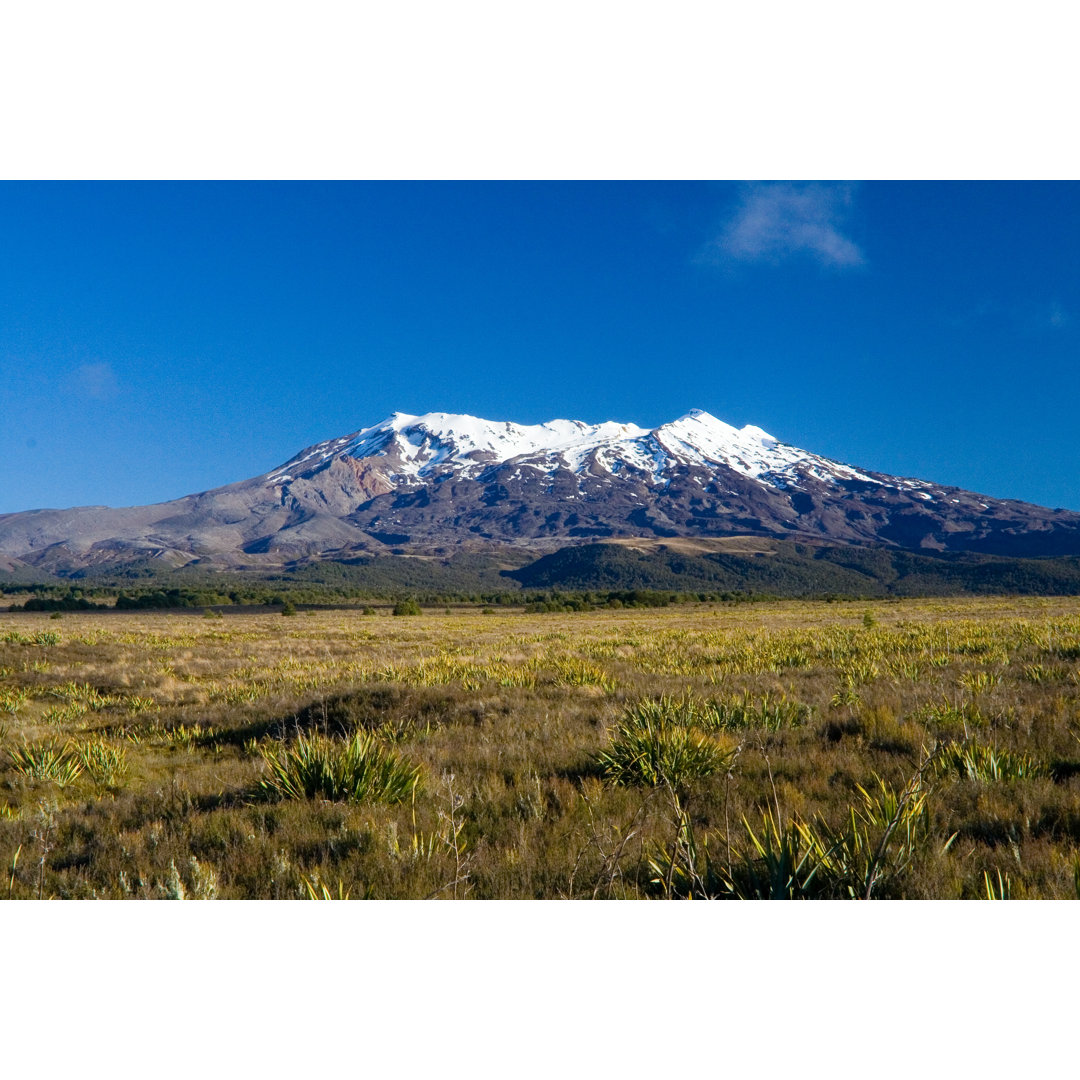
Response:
[266,408,893,493]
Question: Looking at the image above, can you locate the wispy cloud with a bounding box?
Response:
[69,362,120,401]
[1045,301,1071,329]
[702,182,864,269]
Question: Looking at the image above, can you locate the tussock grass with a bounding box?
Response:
[596,700,737,792]
[935,739,1049,782]
[7,742,84,786]
[257,732,423,805]
[74,738,129,787]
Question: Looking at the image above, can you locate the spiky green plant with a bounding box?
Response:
[701,692,811,732]
[0,689,28,715]
[159,723,215,752]
[935,740,1048,782]
[550,659,615,691]
[958,670,999,697]
[728,810,841,899]
[300,874,376,899]
[7,742,84,786]
[0,630,60,645]
[652,771,937,900]
[257,731,423,804]
[74,738,128,787]
[596,705,736,792]
[984,869,1012,899]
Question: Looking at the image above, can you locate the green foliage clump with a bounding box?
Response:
[617,692,809,735]
[935,739,1048,782]
[1,629,61,645]
[74,738,128,787]
[257,732,422,804]
[596,700,736,793]
[728,781,932,899]
[7,741,84,786]
[392,599,422,616]
[700,692,811,732]
[651,773,936,900]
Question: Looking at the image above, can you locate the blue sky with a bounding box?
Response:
[1,181,1078,513]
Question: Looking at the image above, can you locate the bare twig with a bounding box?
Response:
[864,742,940,900]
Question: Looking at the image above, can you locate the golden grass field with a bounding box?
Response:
[3,596,1080,898]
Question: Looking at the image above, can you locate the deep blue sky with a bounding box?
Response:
[1,181,1078,513]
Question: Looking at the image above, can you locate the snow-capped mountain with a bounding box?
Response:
[266,409,881,490]
[3,409,1080,575]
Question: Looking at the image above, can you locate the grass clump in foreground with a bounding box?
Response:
[256,731,423,805]
[649,766,940,900]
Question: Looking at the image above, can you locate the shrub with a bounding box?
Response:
[392,599,422,616]
[257,731,422,804]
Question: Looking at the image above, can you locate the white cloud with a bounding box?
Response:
[70,362,120,401]
[704,182,864,269]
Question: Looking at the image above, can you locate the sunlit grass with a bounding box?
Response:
[3,597,1080,897]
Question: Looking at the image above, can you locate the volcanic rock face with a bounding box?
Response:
[3,409,1080,574]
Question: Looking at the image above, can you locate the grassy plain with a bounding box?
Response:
[3,596,1080,899]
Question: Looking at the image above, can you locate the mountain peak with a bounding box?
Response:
[270,409,803,486]
[7,406,1080,574]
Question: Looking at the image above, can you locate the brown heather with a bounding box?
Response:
[3,596,1080,898]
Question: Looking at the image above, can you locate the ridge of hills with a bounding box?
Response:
[8,538,1080,606]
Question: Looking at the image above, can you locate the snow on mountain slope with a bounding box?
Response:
[265,408,881,491]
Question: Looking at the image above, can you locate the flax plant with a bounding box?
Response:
[257,731,422,804]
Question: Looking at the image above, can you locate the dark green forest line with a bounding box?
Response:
[7,540,1080,611]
